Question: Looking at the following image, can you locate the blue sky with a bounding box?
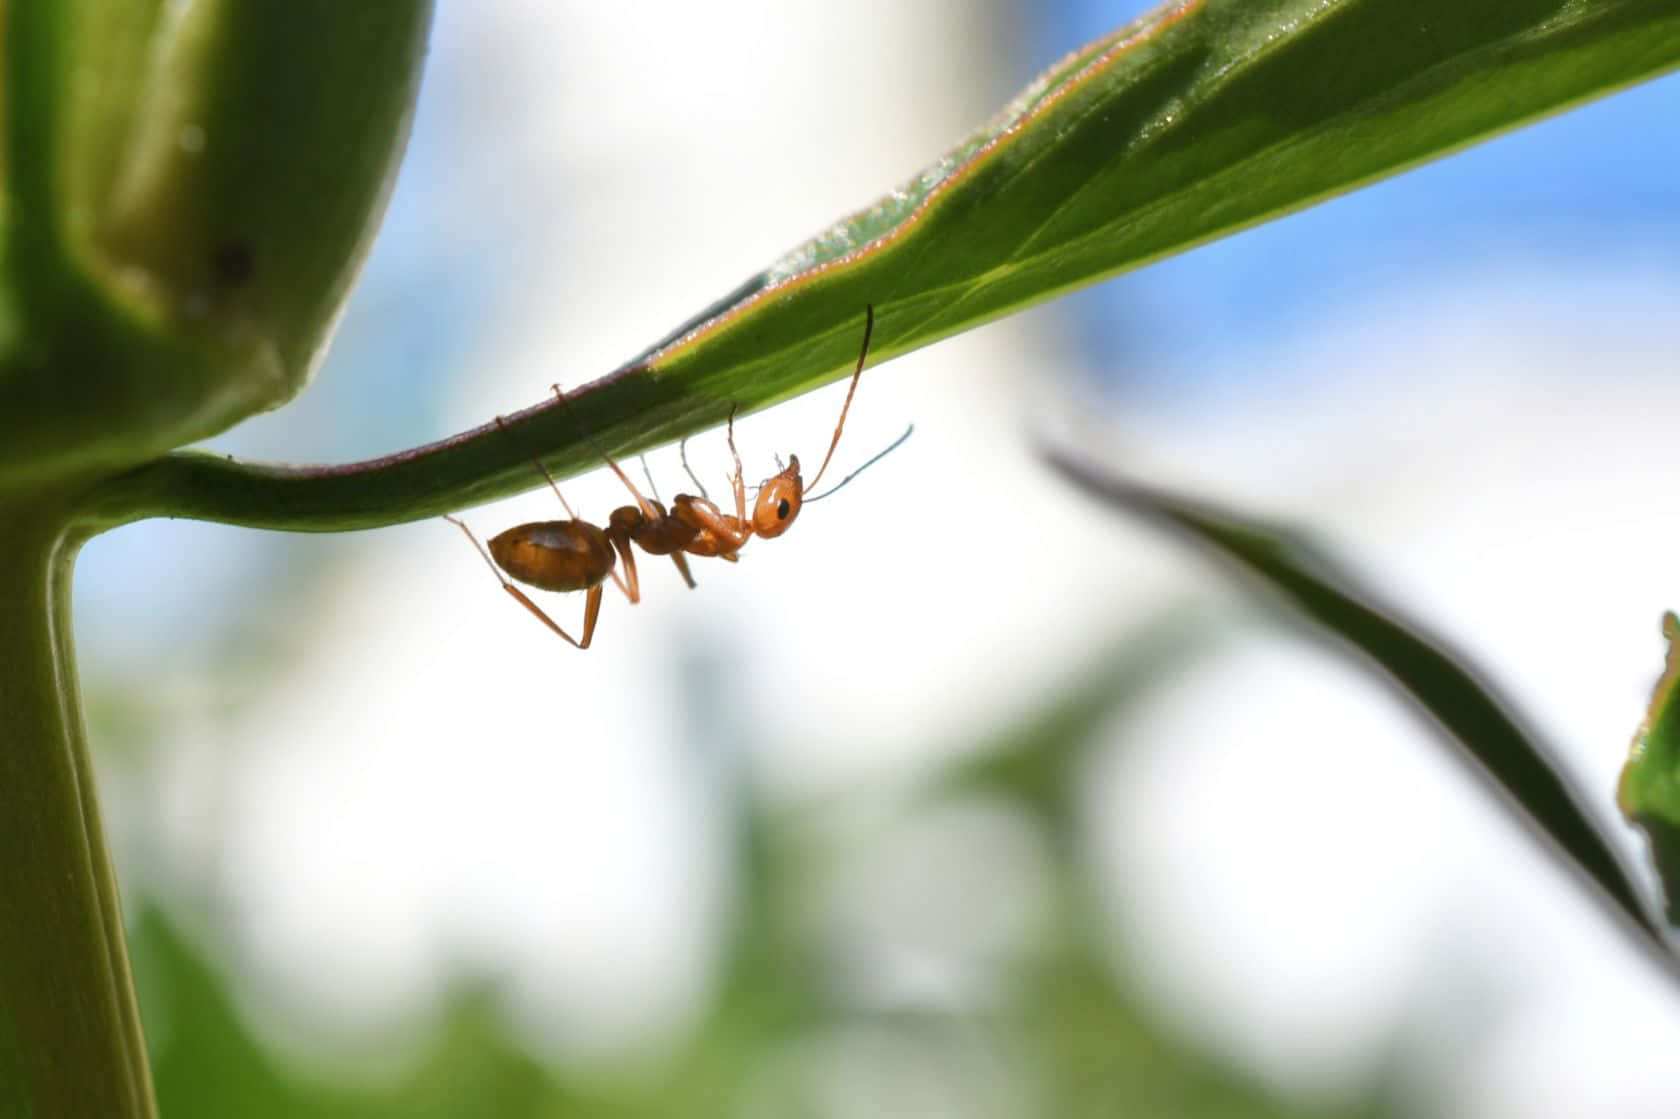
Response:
[1028,0,1680,398]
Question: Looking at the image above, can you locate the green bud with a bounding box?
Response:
[1619,611,1680,924]
[0,1,433,489]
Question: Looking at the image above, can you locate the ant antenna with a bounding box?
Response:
[805,423,913,504]
[803,304,875,494]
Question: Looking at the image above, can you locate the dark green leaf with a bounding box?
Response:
[1045,448,1676,970]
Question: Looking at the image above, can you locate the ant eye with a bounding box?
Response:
[777,499,791,519]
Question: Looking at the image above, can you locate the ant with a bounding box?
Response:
[445,305,904,648]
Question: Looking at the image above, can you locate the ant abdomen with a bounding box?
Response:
[488,520,616,593]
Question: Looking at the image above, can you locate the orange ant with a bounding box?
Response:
[445,305,902,648]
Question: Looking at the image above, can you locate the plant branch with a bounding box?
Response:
[0,502,155,1118]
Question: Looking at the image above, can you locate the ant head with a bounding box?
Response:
[751,454,803,538]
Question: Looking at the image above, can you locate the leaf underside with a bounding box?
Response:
[81,0,1680,532]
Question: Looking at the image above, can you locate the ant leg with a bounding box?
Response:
[679,435,710,501]
[494,416,578,520]
[725,404,747,523]
[633,454,699,588]
[639,455,662,504]
[670,552,697,589]
[672,498,752,555]
[445,515,597,649]
[576,583,603,648]
[492,415,630,599]
[551,384,661,521]
[607,531,643,604]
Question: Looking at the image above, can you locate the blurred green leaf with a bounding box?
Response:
[1046,449,1674,968]
[131,620,1409,1118]
[934,614,1208,856]
[1016,913,1400,1119]
[86,0,1680,531]
[702,625,1393,1118]
[137,905,591,1119]
[1619,612,1680,924]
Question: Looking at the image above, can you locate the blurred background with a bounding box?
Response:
[74,1,1680,1115]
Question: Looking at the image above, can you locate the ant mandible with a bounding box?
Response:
[445,305,895,648]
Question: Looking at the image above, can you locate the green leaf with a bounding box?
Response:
[83,0,1680,531]
[0,2,432,490]
[134,903,592,1119]
[932,614,1210,857]
[1619,612,1680,924]
[1044,449,1675,968]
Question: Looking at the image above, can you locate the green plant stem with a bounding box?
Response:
[0,500,154,1118]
